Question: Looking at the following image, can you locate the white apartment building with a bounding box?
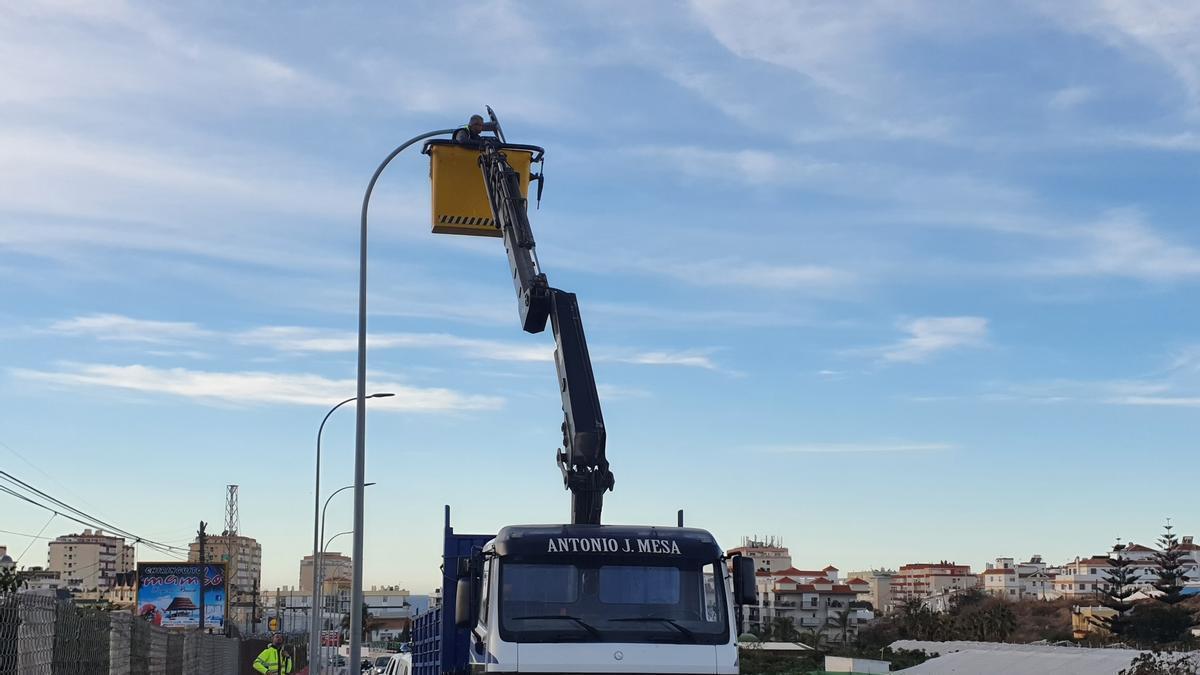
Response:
[727,537,792,575]
[47,529,135,597]
[770,575,871,642]
[981,556,1056,600]
[847,569,895,612]
[1053,538,1200,600]
[744,564,867,639]
[19,567,66,594]
[1122,540,1200,589]
[892,562,976,611]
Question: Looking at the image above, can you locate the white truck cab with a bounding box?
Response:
[455,524,757,674]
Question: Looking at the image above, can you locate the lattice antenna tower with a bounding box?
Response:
[225,484,240,536]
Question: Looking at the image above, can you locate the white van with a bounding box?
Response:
[382,653,411,675]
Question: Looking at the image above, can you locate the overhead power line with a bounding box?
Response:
[15,513,56,564]
[0,471,188,560]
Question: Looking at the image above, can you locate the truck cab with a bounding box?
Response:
[456,524,755,674]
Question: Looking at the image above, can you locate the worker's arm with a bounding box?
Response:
[252,649,271,674]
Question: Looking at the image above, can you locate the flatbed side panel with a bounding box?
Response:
[413,513,493,675]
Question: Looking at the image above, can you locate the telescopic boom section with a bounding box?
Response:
[479,142,614,525]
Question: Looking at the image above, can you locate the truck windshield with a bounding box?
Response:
[498,559,728,645]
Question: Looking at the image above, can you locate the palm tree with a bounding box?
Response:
[798,628,829,652]
[826,609,855,645]
[769,616,799,641]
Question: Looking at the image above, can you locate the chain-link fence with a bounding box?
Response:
[1,592,246,675]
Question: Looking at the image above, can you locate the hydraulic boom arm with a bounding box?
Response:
[477,138,614,525]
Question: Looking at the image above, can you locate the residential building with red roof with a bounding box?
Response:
[726,536,791,576]
[729,537,868,639]
[891,561,976,611]
[981,556,1056,600]
[847,569,895,612]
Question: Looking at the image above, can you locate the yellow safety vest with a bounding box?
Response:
[253,645,293,674]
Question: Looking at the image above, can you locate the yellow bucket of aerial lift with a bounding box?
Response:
[424,140,535,238]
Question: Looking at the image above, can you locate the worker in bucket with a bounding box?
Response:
[453,114,486,144]
[252,632,294,674]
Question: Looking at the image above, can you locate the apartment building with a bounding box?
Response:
[727,536,792,575]
[981,556,1056,600]
[770,575,870,642]
[847,569,895,612]
[189,532,261,630]
[743,563,869,640]
[300,552,352,593]
[891,562,975,611]
[46,529,135,598]
[1053,537,1200,600]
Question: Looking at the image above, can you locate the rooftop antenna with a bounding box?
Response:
[225,485,240,536]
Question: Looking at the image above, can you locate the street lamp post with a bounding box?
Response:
[311,397,390,675]
[316,529,352,673]
[317,480,377,641]
[351,126,455,670]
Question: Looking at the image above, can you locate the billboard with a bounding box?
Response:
[136,563,228,630]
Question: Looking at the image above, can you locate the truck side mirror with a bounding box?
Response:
[454,554,482,629]
[732,556,757,606]
[454,576,478,628]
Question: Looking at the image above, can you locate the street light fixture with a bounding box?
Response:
[324,530,354,553]
[311,395,391,675]
[320,482,378,577]
[351,125,455,669]
[313,482,376,675]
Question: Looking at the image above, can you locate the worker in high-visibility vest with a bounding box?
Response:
[252,633,294,675]
[453,114,486,144]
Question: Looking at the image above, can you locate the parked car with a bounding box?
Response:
[383,653,411,675]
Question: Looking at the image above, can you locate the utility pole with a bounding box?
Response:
[251,579,259,635]
[198,520,207,632]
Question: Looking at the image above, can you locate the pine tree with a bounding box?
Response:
[1091,541,1140,639]
[1132,519,1199,645]
[1153,520,1187,606]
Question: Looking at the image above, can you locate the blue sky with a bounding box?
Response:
[3,1,1200,593]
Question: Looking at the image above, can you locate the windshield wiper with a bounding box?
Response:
[511,615,602,639]
[609,616,697,642]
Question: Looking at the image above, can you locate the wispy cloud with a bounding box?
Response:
[12,363,502,412]
[755,442,956,454]
[645,257,854,291]
[630,144,1031,213]
[237,326,553,363]
[1029,209,1200,281]
[596,384,653,400]
[42,316,728,372]
[1048,85,1097,110]
[687,0,923,98]
[1035,1,1200,112]
[46,314,211,343]
[237,326,726,371]
[609,349,719,371]
[956,365,1200,407]
[1,1,343,108]
[1110,395,1200,408]
[872,317,990,364]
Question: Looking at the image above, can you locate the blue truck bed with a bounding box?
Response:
[412,506,493,675]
